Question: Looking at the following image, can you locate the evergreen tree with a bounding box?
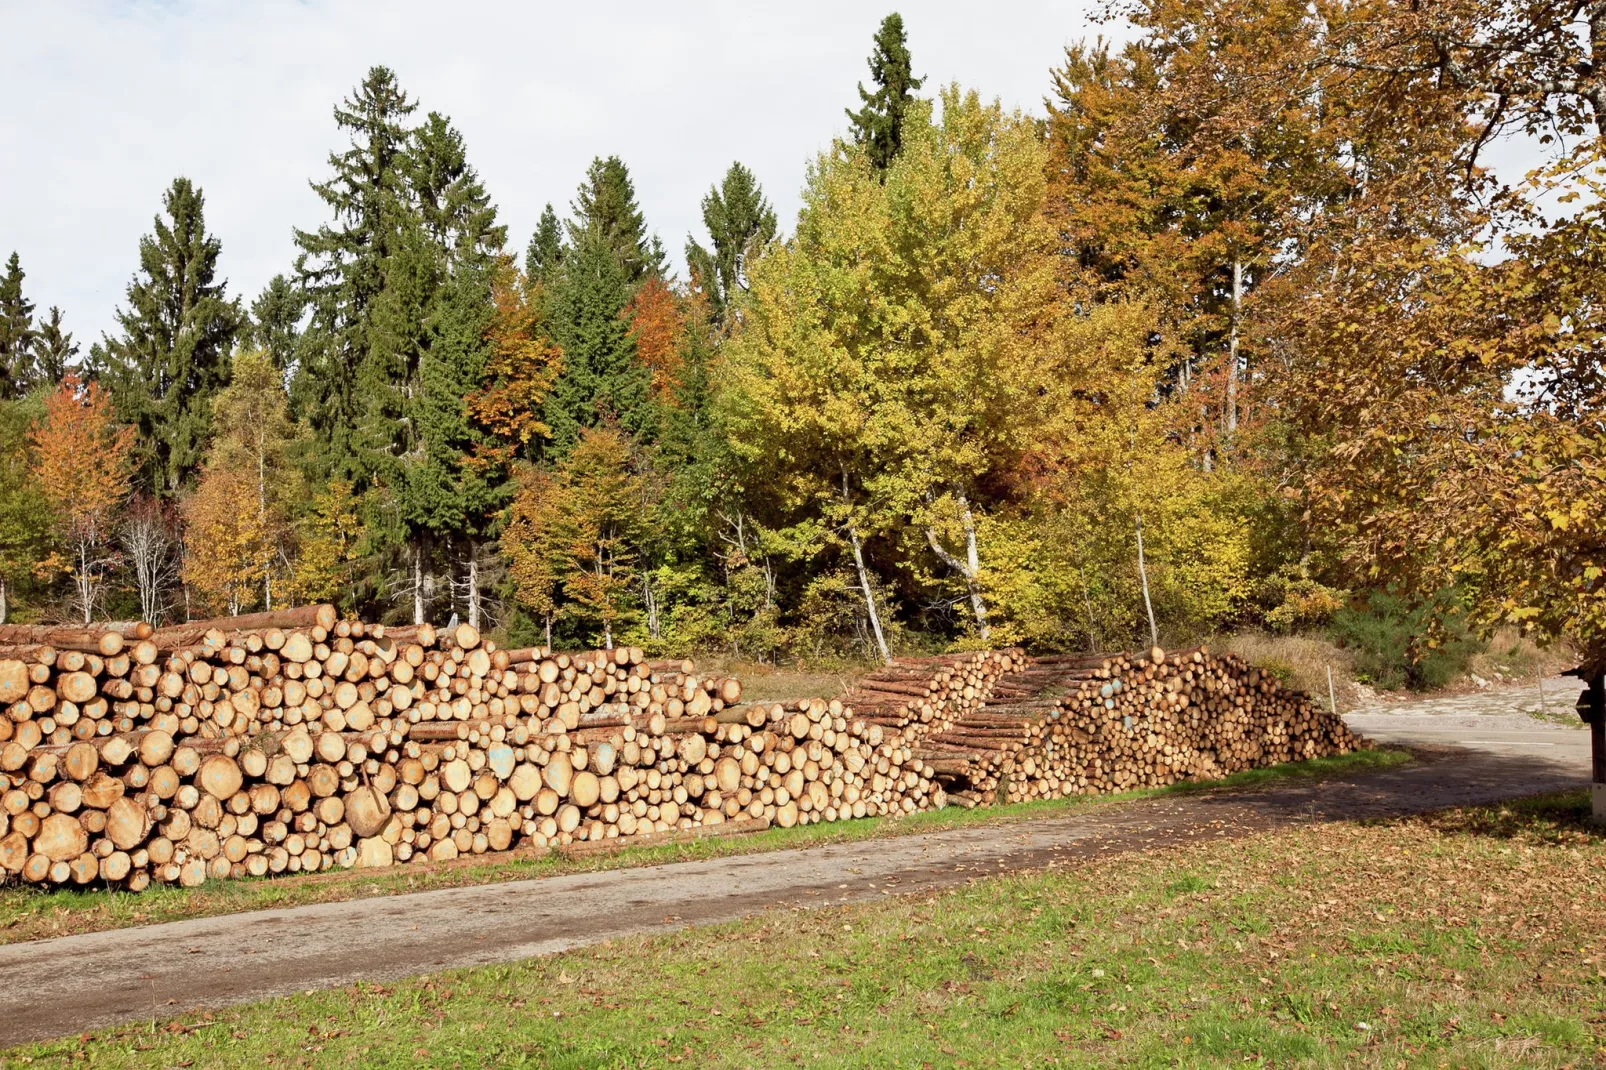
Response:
[0,394,49,623]
[91,178,244,496]
[0,253,37,399]
[569,156,664,283]
[542,229,654,452]
[292,66,417,482]
[525,203,565,282]
[846,13,924,175]
[411,111,506,263]
[32,307,77,386]
[249,274,304,373]
[685,162,777,324]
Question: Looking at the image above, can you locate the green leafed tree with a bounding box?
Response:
[685,162,777,326]
[0,253,38,399]
[845,12,924,175]
[725,87,1086,651]
[91,178,244,497]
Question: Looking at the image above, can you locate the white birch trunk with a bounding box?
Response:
[923,491,989,640]
[1227,257,1242,440]
[1136,513,1159,648]
[413,542,426,626]
[848,524,891,664]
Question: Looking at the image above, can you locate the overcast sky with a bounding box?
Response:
[1,0,1131,346]
[3,1,1550,351]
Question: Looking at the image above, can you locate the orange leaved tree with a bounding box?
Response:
[30,375,136,623]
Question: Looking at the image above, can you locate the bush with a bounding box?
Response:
[1330,590,1481,691]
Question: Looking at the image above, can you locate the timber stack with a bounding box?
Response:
[0,606,1355,891]
[0,607,953,889]
[913,645,1359,806]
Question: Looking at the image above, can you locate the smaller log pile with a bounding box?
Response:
[925,646,1358,805]
[838,651,1026,732]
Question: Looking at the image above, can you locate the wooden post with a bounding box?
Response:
[1577,671,1606,823]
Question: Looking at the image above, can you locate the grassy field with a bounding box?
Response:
[0,750,1409,947]
[5,783,1599,1068]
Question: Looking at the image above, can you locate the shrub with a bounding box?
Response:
[1330,589,1481,691]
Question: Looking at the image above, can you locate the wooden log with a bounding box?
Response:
[148,605,337,650]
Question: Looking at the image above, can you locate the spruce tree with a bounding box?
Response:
[569,156,664,283]
[32,307,77,386]
[542,229,654,452]
[411,111,506,262]
[91,178,243,496]
[292,66,417,482]
[0,253,36,399]
[685,162,777,324]
[846,13,924,175]
[525,204,565,282]
[249,274,304,373]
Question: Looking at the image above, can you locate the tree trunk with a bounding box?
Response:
[923,491,989,641]
[840,469,891,665]
[848,524,892,665]
[77,539,92,625]
[1135,514,1159,648]
[0,577,7,626]
[544,613,553,652]
[1079,567,1099,653]
[1226,257,1242,441]
[644,574,661,641]
[413,540,426,627]
[466,545,480,631]
[259,428,271,612]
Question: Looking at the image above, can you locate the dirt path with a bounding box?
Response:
[0,721,1587,1049]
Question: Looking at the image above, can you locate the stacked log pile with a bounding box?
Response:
[916,646,1358,805]
[0,610,960,889]
[0,609,1355,891]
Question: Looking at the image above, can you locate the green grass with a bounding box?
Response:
[6,783,1599,1069]
[0,748,1409,947]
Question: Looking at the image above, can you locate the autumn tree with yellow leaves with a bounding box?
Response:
[181,349,299,614]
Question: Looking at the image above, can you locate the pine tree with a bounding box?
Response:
[569,156,664,283]
[542,229,654,452]
[292,66,417,482]
[685,162,777,323]
[525,203,565,282]
[846,13,924,175]
[32,307,77,386]
[90,178,244,497]
[0,253,37,399]
[249,274,304,373]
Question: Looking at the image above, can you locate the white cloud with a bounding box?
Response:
[1,0,1106,343]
